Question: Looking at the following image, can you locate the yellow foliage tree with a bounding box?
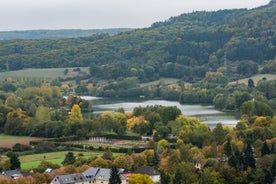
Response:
[69,104,83,122]
[236,140,244,153]
[61,84,70,93]
[87,83,93,92]
[127,116,146,129]
[253,116,271,127]
[128,174,153,184]
[125,111,133,119]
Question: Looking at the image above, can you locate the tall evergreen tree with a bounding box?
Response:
[109,166,121,184]
[243,143,255,170]
[173,169,182,184]
[62,152,76,166]
[7,151,20,170]
[224,138,233,157]
[261,141,270,156]
[151,144,160,167]
[161,170,171,184]
[271,158,276,178]
[263,169,273,184]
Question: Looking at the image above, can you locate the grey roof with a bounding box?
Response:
[51,173,88,184]
[134,166,160,176]
[94,168,111,181]
[83,167,111,181]
[51,167,127,184]
[1,170,22,178]
[82,167,99,178]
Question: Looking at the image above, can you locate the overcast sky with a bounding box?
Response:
[0,0,271,31]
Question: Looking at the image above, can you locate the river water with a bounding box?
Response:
[79,96,239,129]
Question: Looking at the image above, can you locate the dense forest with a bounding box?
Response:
[0,2,275,82]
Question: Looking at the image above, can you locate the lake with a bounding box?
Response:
[80,96,239,129]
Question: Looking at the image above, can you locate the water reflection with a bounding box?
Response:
[82,97,239,129]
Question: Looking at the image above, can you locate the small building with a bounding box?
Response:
[193,160,201,173]
[141,136,153,142]
[134,166,160,183]
[1,170,23,179]
[44,168,54,175]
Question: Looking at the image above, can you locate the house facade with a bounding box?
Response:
[51,167,128,184]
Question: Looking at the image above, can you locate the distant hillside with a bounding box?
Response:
[0,0,276,83]
[0,28,132,40]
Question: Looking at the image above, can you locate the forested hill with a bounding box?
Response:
[0,28,132,40]
[0,0,276,82]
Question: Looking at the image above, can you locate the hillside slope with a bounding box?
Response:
[0,1,275,82]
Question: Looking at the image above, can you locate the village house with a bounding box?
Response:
[134,166,160,183]
[51,167,128,184]
[1,170,23,179]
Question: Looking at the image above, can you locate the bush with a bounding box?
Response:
[12,143,31,152]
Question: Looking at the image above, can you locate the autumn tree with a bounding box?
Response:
[131,153,147,170]
[99,111,115,133]
[69,104,83,122]
[35,106,50,122]
[33,173,52,184]
[113,112,127,135]
[113,155,133,170]
[102,149,114,161]
[128,174,152,184]
[90,157,112,168]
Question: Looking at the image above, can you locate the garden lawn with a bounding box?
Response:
[20,151,103,171]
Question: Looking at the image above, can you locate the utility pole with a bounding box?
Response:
[5,59,9,71]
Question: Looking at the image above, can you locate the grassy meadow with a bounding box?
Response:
[19,151,103,171]
[229,74,276,85]
[0,67,89,81]
[0,134,31,140]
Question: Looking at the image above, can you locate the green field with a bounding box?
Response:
[0,67,89,81]
[19,151,103,171]
[229,74,276,85]
[140,77,180,87]
[0,134,31,140]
